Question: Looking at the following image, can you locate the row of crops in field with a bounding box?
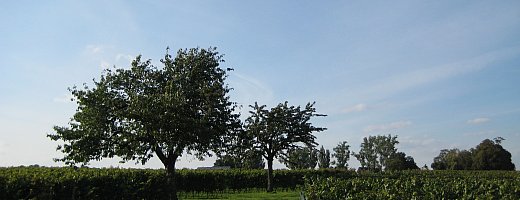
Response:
[304,170,520,199]
[1,167,519,199]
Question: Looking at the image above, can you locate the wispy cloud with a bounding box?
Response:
[53,93,75,104]
[228,72,274,108]
[364,121,412,133]
[467,117,490,124]
[343,103,368,113]
[363,47,520,98]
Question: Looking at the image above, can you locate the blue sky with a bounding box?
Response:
[1,1,519,169]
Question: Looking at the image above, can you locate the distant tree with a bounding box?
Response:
[472,138,515,170]
[246,101,326,192]
[431,138,515,171]
[242,150,265,169]
[317,145,331,169]
[385,152,419,170]
[214,149,264,169]
[279,146,318,169]
[214,155,239,168]
[332,141,350,169]
[216,128,265,169]
[48,47,239,200]
[354,134,398,171]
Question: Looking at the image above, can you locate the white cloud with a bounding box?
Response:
[364,121,412,133]
[467,117,490,124]
[343,103,368,113]
[116,54,134,63]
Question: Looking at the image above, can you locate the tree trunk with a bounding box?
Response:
[165,162,178,200]
[266,158,274,192]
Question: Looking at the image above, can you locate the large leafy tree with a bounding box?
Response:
[279,146,318,170]
[332,141,350,169]
[48,47,239,200]
[245,101,326,192]
[354,134,398,171]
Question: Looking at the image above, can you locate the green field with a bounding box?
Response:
[1,167,519,199]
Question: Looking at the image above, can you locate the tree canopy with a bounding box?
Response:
[48,47,239,199]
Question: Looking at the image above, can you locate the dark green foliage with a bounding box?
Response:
[47,47,239,199]
[279,146,318,170]
[331,141,350,169]
[385,152,419,171]
[245,101,326,191]
[472,139,515,170]
[304,170,520,200]
[317,146,331,169]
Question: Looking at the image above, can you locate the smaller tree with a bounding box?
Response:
[246,101,326,192]
[317,146,331,169]
[332,141,350,169]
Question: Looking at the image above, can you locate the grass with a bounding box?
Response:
[179,190,302,200]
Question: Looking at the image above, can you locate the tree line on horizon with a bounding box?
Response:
[47,47,516,200]
[213,134,515,172]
